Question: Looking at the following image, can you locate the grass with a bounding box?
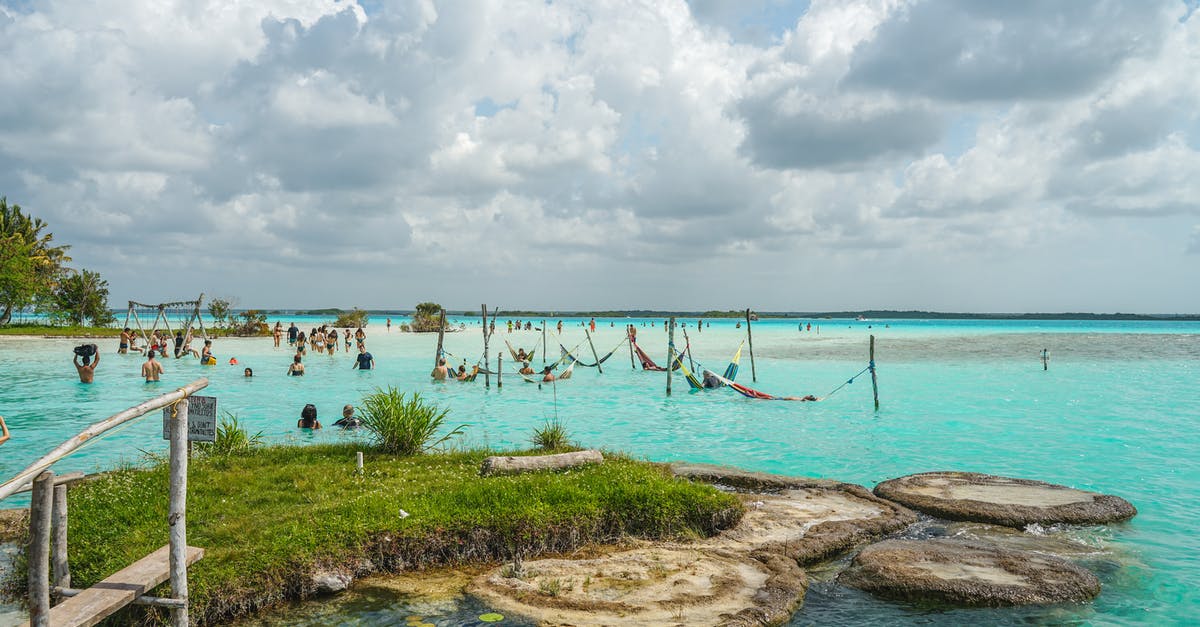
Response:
[0,324,122,337]
[357,388,464,455]
[531,418,572,450]
[9,444,741,625]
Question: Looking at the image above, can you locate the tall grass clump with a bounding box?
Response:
[531,418,571,450]
[195,413,263,457]
[358,387,464,455]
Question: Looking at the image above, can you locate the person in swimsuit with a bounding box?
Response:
[328,328,338,352]
[556,320,563,334]
[457,365,479,381]
[353,347,374,370]
[142,351,163,382]
[386,317,391,332]
[296,332,307,355]
[345,329,353,350]
[244,367,253,377]
[288,354,305,376]
[119,328,132,354]
[519,361,535,375]
[431,358,449,381]
[200,340,215,365]
[354,326,366,346]
[333,404,360,429]
[180,331,199,359]
[174,331,185,358]
[297,404,321,429]
[273,322,283,348]
[74,346,99,383]
[287,323,298,346]
[541,366,556,382]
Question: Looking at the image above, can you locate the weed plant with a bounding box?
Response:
[357,387,465,455]
[531,418,571,450]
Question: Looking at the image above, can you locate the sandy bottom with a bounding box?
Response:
[906,477,1094,507]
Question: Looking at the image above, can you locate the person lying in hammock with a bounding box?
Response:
[519,361,535,375]
[516,348,528,362]
[456,365,479,382]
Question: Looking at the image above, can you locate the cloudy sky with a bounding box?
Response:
[2,0,1198,313]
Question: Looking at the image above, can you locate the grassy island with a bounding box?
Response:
[7,444,741,625]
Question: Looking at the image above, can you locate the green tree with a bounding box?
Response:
[208,297,233,329]
[52,269,114,326]
[410,302,445,332]
[0,197,71,324]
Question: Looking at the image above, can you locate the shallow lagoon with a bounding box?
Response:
[1,317,1198,625]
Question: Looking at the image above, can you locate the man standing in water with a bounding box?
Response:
[142,351,163,382]
[74,345,100,383]
[353,346,374,370]
[431,357,450,381]
[287,322,299,346]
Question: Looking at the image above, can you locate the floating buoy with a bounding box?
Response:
[229,357,238,365]
[479,613,504,623]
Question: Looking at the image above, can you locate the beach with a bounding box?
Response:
[1,316,1198,624]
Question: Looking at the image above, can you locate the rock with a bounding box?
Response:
[311,569,353,595]
[838,538,1101,606]
[941,522,1109,560]
[480,450,603,476]
[711,488,916,565]
[670,463,844,492]
[873,472,1136,528]
[469,545,806,626]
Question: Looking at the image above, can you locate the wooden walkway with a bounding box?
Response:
[39,544,204,627]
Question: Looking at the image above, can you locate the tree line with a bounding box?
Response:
[0,197,113,326]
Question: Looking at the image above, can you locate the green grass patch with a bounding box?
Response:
[0,324,122,337]
[24,444,741,624]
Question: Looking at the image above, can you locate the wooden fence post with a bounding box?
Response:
[434,309,446,367]
[168,396,190,626]
[497,353,503,389]
[481,305,490,389]
[28,470,54,626]
[52,484,70,590]
[627,325,636,369]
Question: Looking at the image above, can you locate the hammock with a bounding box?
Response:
[504,339,536,364]
[520,360,576,383]
[672,340,746,391]
[631,339,681,372]
[709,372,818,402]
[559,339,626,368]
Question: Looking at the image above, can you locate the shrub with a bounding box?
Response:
[332,308,369,328]
[195,413,263,457]
[531,418,571,450]
[358,387,465,455]
[409,302,445,332]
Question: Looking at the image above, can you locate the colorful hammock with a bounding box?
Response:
[709,371,818,402]
[670,340,745,391]
[559,339,626,368]
[520,360,576,383]
[631,339,681,372]
[504,339,536,364]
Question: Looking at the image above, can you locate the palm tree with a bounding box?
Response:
[0,197,71,324]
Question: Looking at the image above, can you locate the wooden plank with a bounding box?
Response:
[12,472,87,495]
[43,545,203,627]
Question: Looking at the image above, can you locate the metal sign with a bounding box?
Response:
[161,395,217,442]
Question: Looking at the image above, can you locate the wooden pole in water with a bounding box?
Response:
[585,328,603,374]
[682,328,696,373]
[666,317,675,396]
[52,484,70,590]
[870,335,879,411]
[168,395,190,626]
[434,309,446,367]
[497,352,503,389]
[1042,348,1049,371]
[627,325,636,369]
[481,305,490,389]
[542,319,547,367]
[746,308,757,382]
[28,470,53,627]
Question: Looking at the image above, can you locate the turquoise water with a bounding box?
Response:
[1,317,1198,625]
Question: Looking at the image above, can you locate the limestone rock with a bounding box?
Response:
[838,538,1101,606]
[311,569,353,595]
[874,472,1136,528]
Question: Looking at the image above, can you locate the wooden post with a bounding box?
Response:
[52,484,70,590]
[627,325,636,369]
[666,317,675,396]
[481,305,490,389]
[497,353,503,389]
[434,309,446,367]
[870,335,879,411]
[585,329,603,374]
[541,319,547,367]
[745,308,757,382]
[168,396,190,626]
[28,470,53,627]
[1042,348,1049,371]
[682,328,696,373]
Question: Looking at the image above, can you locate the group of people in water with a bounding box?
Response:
[277,322,374,377]
[296,403,360,430]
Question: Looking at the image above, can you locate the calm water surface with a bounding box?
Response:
[1,317,1197,625]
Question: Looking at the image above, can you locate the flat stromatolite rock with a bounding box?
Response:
[470,545,806,627]
[838,538,1101,606]
[873,472,1136,528]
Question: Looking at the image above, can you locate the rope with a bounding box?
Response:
[823,363,873,399]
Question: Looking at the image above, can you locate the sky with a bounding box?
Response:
[1,0,1198,313]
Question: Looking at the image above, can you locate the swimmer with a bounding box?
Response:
[333,404,360,429]
[74,344,100,383]
[519,361,535,376]
[431,357,449,381]
[297,404,321,429]
[541,366,556,383]
[353,346,374,370]
[119,327,132,354]
[142,351,163,382]
[288,354,305,376]
[273,322,283,348]
[244,367,253,377]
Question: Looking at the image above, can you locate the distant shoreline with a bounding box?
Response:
[254,309,1200,321]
